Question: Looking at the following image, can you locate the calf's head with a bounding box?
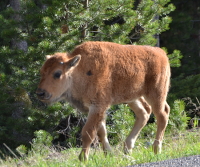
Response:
[36,53,81,104]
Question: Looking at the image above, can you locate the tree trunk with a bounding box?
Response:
[81,0,89,40]
[154,15,160,47]
[10,0,28,52]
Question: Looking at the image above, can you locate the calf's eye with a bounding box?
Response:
[54,71,62,79]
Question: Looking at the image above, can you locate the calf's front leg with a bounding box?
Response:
[79,106,108,161]
[97,120,112,154]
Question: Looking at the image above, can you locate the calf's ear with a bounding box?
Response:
[46,55,52,59]
[68,54,81,67]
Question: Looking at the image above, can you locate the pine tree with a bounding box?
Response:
[161,0,200,101]
[0,0,177,148]
[161,0,200,77]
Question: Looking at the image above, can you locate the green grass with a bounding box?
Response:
[1,129,200,167]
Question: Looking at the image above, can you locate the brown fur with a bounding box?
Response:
[36,41,171,160]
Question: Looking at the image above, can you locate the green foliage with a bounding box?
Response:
[0,0,199,162]
[167,100,190,133]
[107,99,189,145]
[0,0,180,151]
[139,100,189,139]
[161,0,200,77]
[0,79,33,147]
[0,80,75,148]
[107,104,135,145]
[162,48,183,67]
[16,145,27,157]
[181,97,200,125]
[138,100,189,139]
[1,131,200,167]
[139,122,156,139]
[159,1,200,109]
[135,0,175,45]
[169,74,200,102]
[191,116,199,128]
[32,130,53,147]
[66,126,80,148]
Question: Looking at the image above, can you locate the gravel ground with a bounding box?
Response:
[129,155,200,167]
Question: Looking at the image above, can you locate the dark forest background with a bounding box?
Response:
[0,0,199,151]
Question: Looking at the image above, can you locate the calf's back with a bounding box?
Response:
[68,41,170,105]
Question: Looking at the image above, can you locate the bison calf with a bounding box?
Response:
[36,41,170,161]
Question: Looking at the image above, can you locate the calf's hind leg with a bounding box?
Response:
[152,102,170,154]
[124,97,151,154]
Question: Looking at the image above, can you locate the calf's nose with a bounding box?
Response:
[36,88,52,101]
[36,88,46,99]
